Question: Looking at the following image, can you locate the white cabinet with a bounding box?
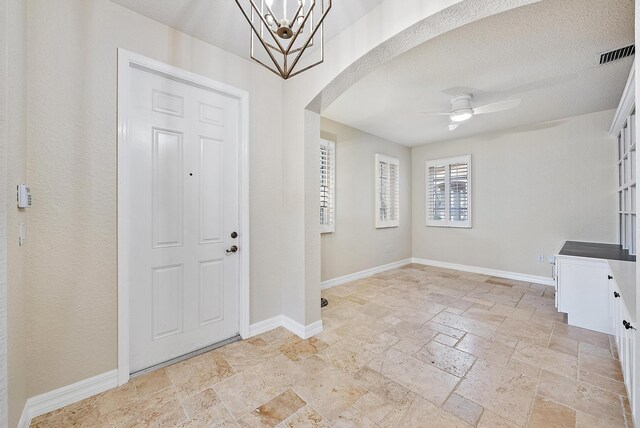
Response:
[556,255,613,335]
[609,274,637,422]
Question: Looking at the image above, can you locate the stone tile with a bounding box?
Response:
[238,389,306,427]
[176,402,236,427]
[352,366,414,404]
[442,393,483,426]
[277,405,329,428]
[316,340,376,374]
[278,337,329,361]
[167,351,236,399]
[553,323,611,349]
[579,352,623,382]
[512,341,578,378]
[548,333,579,357]
[456,359,537,426]
[430,311,497,339]
[496,317,553,347]
[528,395,576,428]
[433,332,459,347]
[362,331,400,354]
[257,327,295,345]
[460,306,507,328]
[133,368,172,397]
[414,340,476,377]
[95,381,139,415]
[424,320,467,339]
[455,333,517,367]
[506,358,541,379]
[489,303,534,320]
[39,265,628,428]
[580,341,614,359]
[537,369,625,424]
[213,368,286,418]
[219,337,279,372]
[575,410,629,428]
[353,391,395,424]
[31,397,99,428]
[579,369,628,396]
[331,406,378,427]
[180,388,221,418]
[476,410,519,428]
[292,365,367,421]
[397,396,472,427]
[367,348,460,406]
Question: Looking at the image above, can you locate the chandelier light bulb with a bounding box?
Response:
[265,0,273,8]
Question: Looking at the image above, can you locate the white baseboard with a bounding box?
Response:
[321,258,412,290]
[411,258,556,287]
[248,315,283,337]
[18,370,118,428]
[249,315,323,340]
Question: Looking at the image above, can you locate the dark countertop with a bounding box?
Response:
[559,241,636,262]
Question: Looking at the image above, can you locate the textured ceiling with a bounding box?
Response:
[109,0,385,58]
[322,0,635,146]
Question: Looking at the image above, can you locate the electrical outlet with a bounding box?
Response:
[547,255,556,263]
[536,255,544,262]
[384,247,392,254]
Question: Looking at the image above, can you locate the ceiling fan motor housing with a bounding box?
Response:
[450,93,474,122]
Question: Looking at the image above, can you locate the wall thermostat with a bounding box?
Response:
[17,184,31,208]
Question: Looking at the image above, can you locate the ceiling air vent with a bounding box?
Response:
[598,44,635,65]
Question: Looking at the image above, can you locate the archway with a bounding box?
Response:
[278,0,541,329]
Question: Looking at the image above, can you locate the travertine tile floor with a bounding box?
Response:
[31,264,632,427]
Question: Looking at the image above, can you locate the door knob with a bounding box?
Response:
[226,245,239,254]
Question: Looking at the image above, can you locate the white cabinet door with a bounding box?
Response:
[557,257,613,334]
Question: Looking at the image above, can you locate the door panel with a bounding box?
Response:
[126,66,240,373]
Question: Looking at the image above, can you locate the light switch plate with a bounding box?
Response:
[19,222,26,246]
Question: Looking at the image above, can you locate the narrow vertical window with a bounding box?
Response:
[320,139,335,233]
[375,154,400,228]
[426,155,471,228]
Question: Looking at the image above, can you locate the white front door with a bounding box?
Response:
[124,64,240,373]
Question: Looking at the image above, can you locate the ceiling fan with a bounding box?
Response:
[421,93,521,131]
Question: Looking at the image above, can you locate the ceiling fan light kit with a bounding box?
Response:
[423,92,522,131]
[234,0,332,79]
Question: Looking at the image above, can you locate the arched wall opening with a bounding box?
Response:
[278,0,541,328]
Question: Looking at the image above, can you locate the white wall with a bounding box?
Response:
[4,0,28,425]
[24,0,283,399]
[412,110,618,278]
[320,118,412,281]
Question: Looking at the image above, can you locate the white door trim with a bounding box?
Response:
[117,49,250,386]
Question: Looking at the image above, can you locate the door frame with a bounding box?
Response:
[116,49,250,385]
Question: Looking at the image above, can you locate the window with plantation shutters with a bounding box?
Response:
[375,154,400,228]
[426,155,471,228]
[320,139,335,233]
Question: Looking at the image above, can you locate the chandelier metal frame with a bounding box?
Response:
[234,0,332,79]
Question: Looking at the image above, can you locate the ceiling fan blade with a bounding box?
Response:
[473,99,521,115]
[448,122,460,131]
[419,111,451,115]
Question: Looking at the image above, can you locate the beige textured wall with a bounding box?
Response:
[320,118,412,282]
[412,110,618,278]
[25,0,283,398]
[6,0,28,425]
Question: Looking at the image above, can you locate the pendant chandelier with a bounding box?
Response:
[234,0,332,79]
